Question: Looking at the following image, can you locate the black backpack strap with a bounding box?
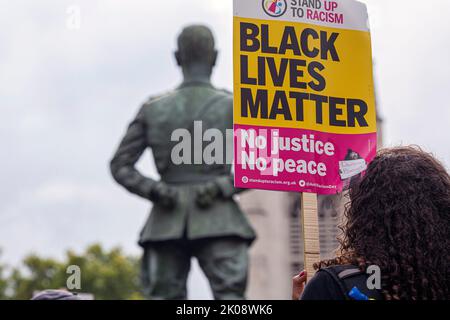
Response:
[321,265,383,300]
[319,266,358,300]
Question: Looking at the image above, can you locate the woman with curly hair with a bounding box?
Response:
[293,146,450,300]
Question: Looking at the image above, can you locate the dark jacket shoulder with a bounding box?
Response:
[302,265,384,300]
[301,267,347,300]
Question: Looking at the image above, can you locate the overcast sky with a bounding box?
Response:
[0,0,449,299]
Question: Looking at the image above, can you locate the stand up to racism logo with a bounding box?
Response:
[262,0,287,17]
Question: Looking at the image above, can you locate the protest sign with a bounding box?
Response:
[233,0,377,195]
[233,0,377,280]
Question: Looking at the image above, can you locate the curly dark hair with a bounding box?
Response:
[315,146,450,300]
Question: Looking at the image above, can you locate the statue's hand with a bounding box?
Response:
[148,181,178,209]
[195,181,221,209]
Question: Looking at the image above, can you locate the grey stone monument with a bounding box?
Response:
[110,25,256,300]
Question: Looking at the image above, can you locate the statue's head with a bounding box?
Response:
[175,25,218,75]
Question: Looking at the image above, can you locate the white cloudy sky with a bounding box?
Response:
[0,0,449,299]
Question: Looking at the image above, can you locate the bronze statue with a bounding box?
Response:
[110,25,256,300]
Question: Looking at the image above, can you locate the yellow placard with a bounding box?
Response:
[233,16,376,135]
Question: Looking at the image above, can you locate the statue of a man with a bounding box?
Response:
[110,25,256,300]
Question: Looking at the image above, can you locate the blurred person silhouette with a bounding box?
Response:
[31,290,81,300]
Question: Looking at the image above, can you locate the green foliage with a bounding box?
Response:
[0,250,8,299]
[1,244,144,300]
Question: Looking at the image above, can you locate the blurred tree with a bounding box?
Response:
[6,244,143,300]
[0,251,8,299]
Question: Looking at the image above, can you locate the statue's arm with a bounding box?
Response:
[215,94,248,197]
[109,107,155,199]
[215,174,247,198]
